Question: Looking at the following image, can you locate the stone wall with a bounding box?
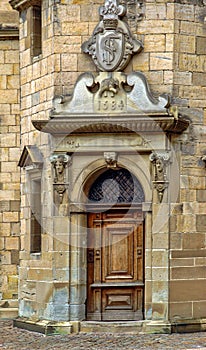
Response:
[0,0,20,317]
[169,2,206,322]
[6,0,206,328]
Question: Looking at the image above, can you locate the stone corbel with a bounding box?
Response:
[149,152,170,203]
[104,152,118,168]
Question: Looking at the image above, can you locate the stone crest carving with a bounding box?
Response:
[50,154,71,215]
[149,152,170,203]
[82,0,143,71]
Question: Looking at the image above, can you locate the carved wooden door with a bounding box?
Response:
[87,210,144,321]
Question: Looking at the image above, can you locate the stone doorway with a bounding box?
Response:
[86,168,145,321]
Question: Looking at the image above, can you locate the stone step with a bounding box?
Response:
[80,321,144,334]
[0,308,18,320]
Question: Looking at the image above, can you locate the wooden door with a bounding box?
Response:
[87,210,144,321]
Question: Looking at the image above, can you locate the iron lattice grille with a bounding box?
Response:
[88,168,145,204]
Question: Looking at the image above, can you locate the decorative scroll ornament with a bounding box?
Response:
[50,154,71,215]
[104,152,118,168]
[82,0,143,72]
[149,152,170,203]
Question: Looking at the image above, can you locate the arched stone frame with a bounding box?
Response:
[69,156,153,322]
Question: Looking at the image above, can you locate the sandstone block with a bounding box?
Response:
[1,134,16,147]
[62,53,77,71]
[197,190,206,202]
[0,63,13,75]
[182,233,205,250]
[196,36,206,55]
[133,53,149,72]
[152,267,168,281]
[171,266,206,280]
[1,161,17,173]
[77,53,95,72]
[146,4,166,20]
[196,215,206,232]
[27,268,53,281]
[0,104,10,114]
[5,237,19,250]
[0,222,11,236]
[170,258,194,267]
[0,237,4,250]
[0,41,12,50]
[152,250,168,267]
[0,76,6,89]
[5,50,19,64]
[3,212,19,223]
[193,72,206,86]
[175,4,194,21]
[180,21,196,35]
[62,22,88,36]
[7,75,19,89]
[138,20,174,34]
[174,71,192,85]
[144,34,165,52]
[166,3,175,20]
[177,35,195,54]
[170,302,192,319]
[0,89,18,104]
[150,53,173,70]
[193,301,206,318]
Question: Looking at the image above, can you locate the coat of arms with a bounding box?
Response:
[82,0,143,72]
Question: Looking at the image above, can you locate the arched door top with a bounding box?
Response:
[88,168,145,204]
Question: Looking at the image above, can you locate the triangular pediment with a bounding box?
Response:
[18,145,43,168]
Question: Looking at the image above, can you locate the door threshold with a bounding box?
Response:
[80,320,144,334]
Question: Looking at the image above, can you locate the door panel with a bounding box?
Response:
[87,210,144,321]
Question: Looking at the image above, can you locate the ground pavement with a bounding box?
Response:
[0,321,206,349]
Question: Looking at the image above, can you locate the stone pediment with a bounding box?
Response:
[53,72,169,115]
[32,71,189,135]
[18,145,43,168]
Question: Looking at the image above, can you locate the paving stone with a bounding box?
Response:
[0,321,206,350]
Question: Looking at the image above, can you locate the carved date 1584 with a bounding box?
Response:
[97,99,125,112]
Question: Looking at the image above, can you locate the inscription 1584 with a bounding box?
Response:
[96,99,125,112]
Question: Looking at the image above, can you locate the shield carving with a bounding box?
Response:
[96,30,125,71]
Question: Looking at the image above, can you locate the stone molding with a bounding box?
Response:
[0,28,19,39]
[9,0,41,11]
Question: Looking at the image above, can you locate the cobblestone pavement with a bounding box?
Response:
[0,321,206,350]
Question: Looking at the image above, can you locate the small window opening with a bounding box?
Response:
[31,6,42,57]
[30,178,42,253]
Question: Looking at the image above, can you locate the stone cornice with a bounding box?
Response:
[32,114,189,135]
[0,28,19,39]
[9,0,41,11]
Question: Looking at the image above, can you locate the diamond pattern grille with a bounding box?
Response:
[88,168,145,203]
